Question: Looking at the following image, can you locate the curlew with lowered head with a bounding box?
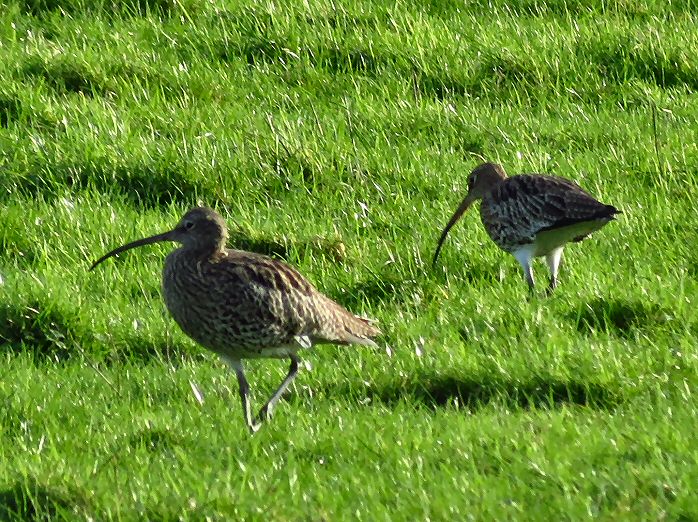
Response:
[432,162,620,292]
[90,207,380,433]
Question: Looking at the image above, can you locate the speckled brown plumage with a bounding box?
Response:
[90,207,380,432]
[163,245,378,358]
[433,162,620,292]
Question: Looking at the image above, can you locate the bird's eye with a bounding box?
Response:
[183,220,195,230]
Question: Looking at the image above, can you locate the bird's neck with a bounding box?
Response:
[182,244,226,262]
[483,178,506,196]
[477,187,495,199]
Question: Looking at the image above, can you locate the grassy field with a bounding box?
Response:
[1,0,698,519]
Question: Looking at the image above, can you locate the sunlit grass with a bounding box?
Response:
[1,0,697,518]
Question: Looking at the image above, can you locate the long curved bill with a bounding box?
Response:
[89,231,174,271]
[432,193,475,267]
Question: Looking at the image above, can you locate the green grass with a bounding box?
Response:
[1,0,698,518]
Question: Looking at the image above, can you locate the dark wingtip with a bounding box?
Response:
[607,205,622,216]
[540,203,622,233]
[603,204,622,219]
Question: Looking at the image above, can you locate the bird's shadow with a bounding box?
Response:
[569,297,675,338]
[227,230,291,260]
[331,259,505,311]
[333,271,413,310]
[431,259,505,287]
[0,478,90,520]
[0,299,206,366]
[316,372,622,412]
[0,300,78,363]
[227,229,349,265]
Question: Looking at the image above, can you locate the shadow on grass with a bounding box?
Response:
[124,428,182,452]
[21,0,179,17]
[412,50,545,101]
[0,96,23,129]
[92,428,186,480]
[104,335,207,366]
[583,34,698,91]
[228,230,349,265]
[64,161,216,209]
[324,373,622,411]
[227,230,291,261]
[333,272,413,310]
[2,159,217,209]
[570,297,674,338]
[687,259,698,280]
[331,261,502,310]
[0,95,71,135]
[0,302,79,363]
[21,57,111,97]
[0,298,204,366]
[0,479,89,520]
[432,259,504,287]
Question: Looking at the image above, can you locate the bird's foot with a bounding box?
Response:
[546,278,557,296]
[254,404,274,425]
[247,420,262,434]
[526,283,536,301]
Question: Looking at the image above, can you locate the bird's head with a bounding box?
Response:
[169,207,229,251]
[464,162,507,201]
[432,162,507,266]
[89,207,229,270]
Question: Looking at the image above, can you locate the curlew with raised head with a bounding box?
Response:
[432,162,620,292]
[90,207,380,433]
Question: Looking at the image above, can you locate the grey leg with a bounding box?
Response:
[221,356,261,433]
[523,263,535,292]
[545,247,564,295]
[255,354,300,424]
[513,247,535,292]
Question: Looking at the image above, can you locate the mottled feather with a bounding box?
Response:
[163,247,379,359]
[90,207,381,432]
[481,174,620,251]
[432,162,620,291]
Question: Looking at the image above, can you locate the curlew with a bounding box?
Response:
[90,207,380,433]
[432,162,620,292]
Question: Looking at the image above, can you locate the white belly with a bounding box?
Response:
[530,218,610,257]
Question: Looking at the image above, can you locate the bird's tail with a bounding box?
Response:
[605,204,622,217]
[342,313,381,348]
[323,299,381,347]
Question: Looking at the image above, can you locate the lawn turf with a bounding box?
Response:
[1,0,698,519]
